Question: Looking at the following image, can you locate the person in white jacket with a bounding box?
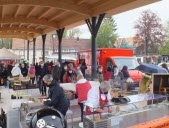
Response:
[85,81,112,115]
[11,63,22,77]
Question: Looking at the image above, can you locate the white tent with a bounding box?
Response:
[0,47,20,60]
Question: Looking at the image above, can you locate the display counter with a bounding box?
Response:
[83,93,169,128]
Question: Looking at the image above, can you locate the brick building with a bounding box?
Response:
[10,35,91,63]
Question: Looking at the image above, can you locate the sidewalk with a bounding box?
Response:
[0,86,82,128]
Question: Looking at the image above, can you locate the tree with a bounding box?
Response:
[0,38,12,49]
[120,38,133,48]
[63,31,67,38]
[97,17,118,48]
[159,40,169,54]
[164,21,169,40]
[160,21,169,54]
[134,10,165,55]
[67,28,82,39]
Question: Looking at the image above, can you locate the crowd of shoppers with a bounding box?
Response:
[0,59,134,120]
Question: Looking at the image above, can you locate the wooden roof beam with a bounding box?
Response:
[26,6,36,18]
[14,5,21,18]
[74,0,86,5]
[0,6,4,18]
[0,35,28,40]
[48,10,65,21]
[38,7,51,19]
[35,25,42,30]
[27,24,32,28]
[0,0,92,16]
[0,26,43,34]
[19,23,22,27]
[9,23,12,28]
[0,16,59,28]
[0,32,34,37]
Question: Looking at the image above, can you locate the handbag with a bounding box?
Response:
[28,73,35,78]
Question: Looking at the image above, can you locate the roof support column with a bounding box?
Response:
[27,40,30,61]
[85,13,106,80]
[56,28,65,64]
[42,34,47,62]
[33,38,36,64]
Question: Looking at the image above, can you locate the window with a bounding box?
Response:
[113,58,139,70]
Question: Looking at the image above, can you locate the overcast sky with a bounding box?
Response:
[78,0,169,39]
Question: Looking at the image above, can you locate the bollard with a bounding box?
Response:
[0,92,1,99]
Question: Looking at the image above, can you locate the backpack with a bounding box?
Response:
[29,66,35,74]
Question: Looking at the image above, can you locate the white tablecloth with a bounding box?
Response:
[60,81,100,92]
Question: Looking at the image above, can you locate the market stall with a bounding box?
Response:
[0,47,20,65]
[83,93,169,128]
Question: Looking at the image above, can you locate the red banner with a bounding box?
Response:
[0,60,15,65]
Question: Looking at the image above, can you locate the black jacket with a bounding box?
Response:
[39,67,48,78]
[7,64,13,77]
[35,64,40,75]
[51,66,61,82]
[20,67,28,77]
[80,63,87,76]
[1,68,8,79]
[44,80,69,116]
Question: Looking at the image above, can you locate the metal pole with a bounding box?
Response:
[33,38,36,64]
[85,13,105,80]
[24,40,25,59]
[56,28,65,64]
[27,40,30,61]
[91,17,97,80]
[42,34,46,62]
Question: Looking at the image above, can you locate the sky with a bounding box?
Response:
[78,0,169,39]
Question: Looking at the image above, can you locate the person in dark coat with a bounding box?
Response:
[80,60,87,78]
[1,64,8,86]
[51,62,61,82]
[35,62,40,83]
[96,65,104,83]
[20,63,28,77]
[39,63,48,96]
[42,74,69,116]
[7,64,13,77]
[121,65,130,79]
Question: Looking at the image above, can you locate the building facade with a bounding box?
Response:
[10,35,91,64]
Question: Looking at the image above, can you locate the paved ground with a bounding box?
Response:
[0,86,82,128]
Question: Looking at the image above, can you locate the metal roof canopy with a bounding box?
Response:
[0,0,160,40]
